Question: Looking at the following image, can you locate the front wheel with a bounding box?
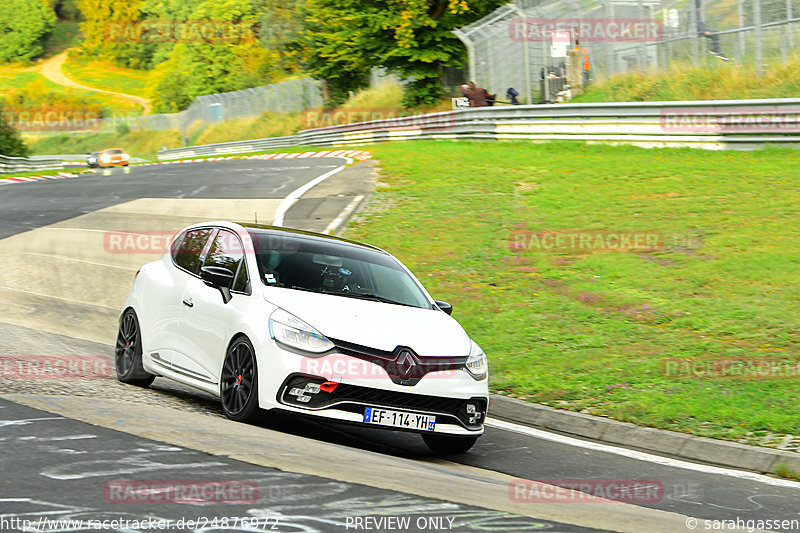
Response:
[422,433,479,454]
[115,309,155,387]
[220,336,260,422]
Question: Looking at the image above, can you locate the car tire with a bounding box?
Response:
[422,434,479,454]
[115,309,156,387]
[220,336,260,422]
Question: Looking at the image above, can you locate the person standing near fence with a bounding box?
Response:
[574,39,591,87]
[460,81,488,107]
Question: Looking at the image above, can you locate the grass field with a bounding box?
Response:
[61,52,149,96]
[26,130,181,161]
[0,66,140,116]
[575,54,800,102]
[344,140,800,448]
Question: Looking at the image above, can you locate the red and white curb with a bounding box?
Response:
[0,170,94,186]
[138,149,372,166]
[0,150,371,185]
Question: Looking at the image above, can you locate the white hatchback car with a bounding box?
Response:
[116,222,489,453]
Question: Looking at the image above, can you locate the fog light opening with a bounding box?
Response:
[466,403,483,425]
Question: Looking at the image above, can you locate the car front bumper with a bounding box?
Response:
[257,340,489,436]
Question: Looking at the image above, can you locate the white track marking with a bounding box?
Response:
[0,286,118,310]
[19,252,138,271]
[323,195,365,235]
[272,158,353,226]
[486,418,800,489]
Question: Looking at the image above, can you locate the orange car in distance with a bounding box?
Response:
[95,148,130,168]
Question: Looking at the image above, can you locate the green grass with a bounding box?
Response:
[62,52,149,96]
[0,69,65,91]
[0,68,141,116]
[344,140,800,446]
[26,130,181,161]
[192,111,303,146]
[574,54,800,102]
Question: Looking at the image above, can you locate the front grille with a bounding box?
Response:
[328,338,468,386]
[278,374,487,429]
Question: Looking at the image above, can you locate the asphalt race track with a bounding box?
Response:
[1,158,798,533]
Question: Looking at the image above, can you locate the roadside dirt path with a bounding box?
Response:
[39,51,151,114]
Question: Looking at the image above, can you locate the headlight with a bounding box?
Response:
[465,341,488,380]
[269,308,333,353]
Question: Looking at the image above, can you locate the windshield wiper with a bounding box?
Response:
[323,291,413,307]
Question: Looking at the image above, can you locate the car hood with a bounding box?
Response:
[264,288,471,357]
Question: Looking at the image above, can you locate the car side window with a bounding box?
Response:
[204,230,249,293]
[174,228,214,275]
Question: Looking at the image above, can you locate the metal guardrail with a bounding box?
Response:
[158,136,299,160]
[27,154,149,165]
[157,98,800,160]
[0,155,64,174]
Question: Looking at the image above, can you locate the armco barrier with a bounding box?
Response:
[157,98,800,160]
[0,155,63,174]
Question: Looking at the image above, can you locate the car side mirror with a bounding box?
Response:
[435,300,453,315]
[201,266,234,304]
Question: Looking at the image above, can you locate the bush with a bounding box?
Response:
[0,109,29,157]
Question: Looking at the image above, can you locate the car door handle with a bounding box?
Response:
[182,298,194,308]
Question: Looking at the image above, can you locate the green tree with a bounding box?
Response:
[0,106,29,157]
[76,0,152,68]
[0,0,58,62]
[300,0,504,107]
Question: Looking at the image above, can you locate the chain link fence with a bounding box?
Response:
[455,0,800,104]
[19,78,323,140]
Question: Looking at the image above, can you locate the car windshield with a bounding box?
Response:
[106,149,124,154]
[247,229,432,309]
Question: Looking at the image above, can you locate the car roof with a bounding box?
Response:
[182,221,388,254]
[102,148,126,152]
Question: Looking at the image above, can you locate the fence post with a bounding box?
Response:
[788,0,795,51]
[509,6,534,105]
[754,0,763,75]
[689,0,700,64]
[604,0,616,76]
[781,17,789,63]
[738,0,746,60]
[638,0,648,69]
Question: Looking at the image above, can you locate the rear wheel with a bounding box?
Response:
[422,433,479,454]
[115,309,155,387]
[220,336,260,422]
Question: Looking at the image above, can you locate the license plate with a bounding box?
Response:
[363,407,436,431]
